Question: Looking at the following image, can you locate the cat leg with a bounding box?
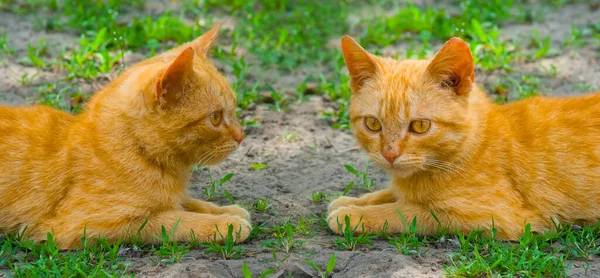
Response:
[328,188,397,214]
[182,198,250,221]
[46,210,251,249]
[139,210,252,244]
[327,202,436,235]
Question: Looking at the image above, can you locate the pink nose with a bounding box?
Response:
[230,126,244,145]
[383,149,400,165]
[234,132,244,145]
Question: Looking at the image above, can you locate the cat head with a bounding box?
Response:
[104,23,243,167]
[341,36,476,178]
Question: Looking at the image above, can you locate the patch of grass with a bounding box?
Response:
[201,224,244,260]
[152,220,190,264]
[261,220,304,254]
[18,37,51,68]
[279,128,297,142]
[211,0,349,69]
[18,72,39,86]
[344,162,374,191]
[61,28,124,80]
[311,191,326,203]
[35,83,89,113]
[241,251,281,278]
[384,211,429,256]
[304,253,336,278]
[575,83,599,92]
[333,215,376,251]
[253,197,271,213]
[0,33,15,57]
[1,230,131,277]
[445,223,568,277]
[201,170,234,200]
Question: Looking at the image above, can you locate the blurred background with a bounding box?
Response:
[0,0,598,129]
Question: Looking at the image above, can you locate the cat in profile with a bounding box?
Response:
[328,35,600,239]
[0,23,251,248]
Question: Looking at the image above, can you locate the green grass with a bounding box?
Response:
[201,224,244,260]
[0,230,131,277]
[333,215,376,251]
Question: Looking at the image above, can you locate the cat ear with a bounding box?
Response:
[341,35,380,92]
[426,37,474,96]
[155,47,195,104]
[188,22,220,57]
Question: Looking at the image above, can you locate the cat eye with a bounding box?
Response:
[409,120,431,134]
[364,117,382,132]
[209,111,222,126]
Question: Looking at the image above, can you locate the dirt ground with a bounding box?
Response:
[2,2,600,277]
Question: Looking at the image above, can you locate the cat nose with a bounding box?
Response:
[234,132,244,144]
[383,149,400,165]
[230,126,244,145]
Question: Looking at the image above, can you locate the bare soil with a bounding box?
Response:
[1,2,600,277]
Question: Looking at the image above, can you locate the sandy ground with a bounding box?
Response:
[1,2,600,277]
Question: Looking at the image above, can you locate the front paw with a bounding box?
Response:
[220,205,251,221]
[327,207,379,235]
[210,215,252,243]
[328,196,359,214]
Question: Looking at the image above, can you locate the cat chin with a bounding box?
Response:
[384,166,421,179]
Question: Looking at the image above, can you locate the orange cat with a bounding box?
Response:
[328,36,600,239]
[0,24,252,249]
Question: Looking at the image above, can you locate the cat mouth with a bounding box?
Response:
[196,143,239,166]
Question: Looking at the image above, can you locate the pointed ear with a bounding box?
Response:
[426,37,474,96]
[156,47,195,104]
[341,35,380,92]
[189,22,220,57]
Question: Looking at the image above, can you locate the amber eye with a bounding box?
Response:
[209,111,222,126]
[364,117,382,132]
[409,120,431,134]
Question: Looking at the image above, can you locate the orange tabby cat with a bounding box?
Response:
[328,36,600,239]
[0,23,252,249]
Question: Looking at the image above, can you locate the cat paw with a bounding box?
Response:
[220,205,251,221]
[209,215,252,243]
[328,196,359,214]
[327,207,377,235]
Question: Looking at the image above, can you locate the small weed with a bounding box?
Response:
[36,83,88,113]
[296,216,315,236]
[334,215,376,251]
[575,83,599,92]
[528,30,554,59]
[304,253,336,278]
[18,72,39,86]
[152,220,189,264]
[241,254,278,278]
[311,191,325,203]
[261,221,304,254]
[250,163,267,170]
[344,163,374,191]
[0,33,15,56]
[202,170,234,200]
[279,128,297,142]
[201,224,244,260]
[19,37,51,68]
[387,211,429,256]
[253,197,270,213]
[62,28,123,80]
[224,189,236,204]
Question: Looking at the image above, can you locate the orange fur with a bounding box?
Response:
[0,24,251,248]
[328,36,600,239]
